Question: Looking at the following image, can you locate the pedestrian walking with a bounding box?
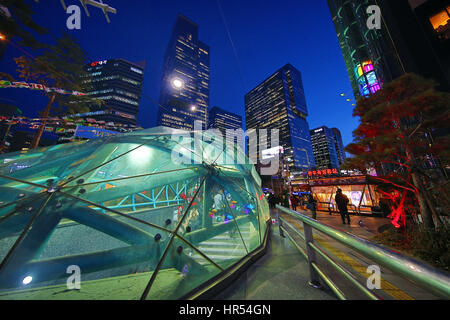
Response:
[306,193,317,219]
[290,195,298,211]
[268,193,276,209]
[335,188,350,224]
[213,188,227,222]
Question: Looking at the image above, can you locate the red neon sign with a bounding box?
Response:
[308,168,338,177]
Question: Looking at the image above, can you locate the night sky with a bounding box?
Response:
[0,0,358,146]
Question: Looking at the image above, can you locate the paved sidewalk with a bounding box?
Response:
[279,208,440,300]
[214,227,337,300]
[292,208,391,239]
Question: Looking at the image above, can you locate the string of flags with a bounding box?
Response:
[0,80,86,96]
[0,114,138,134]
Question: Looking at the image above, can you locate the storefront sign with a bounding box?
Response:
[308,168,338,177]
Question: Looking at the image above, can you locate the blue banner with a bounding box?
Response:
[74,125,118,139]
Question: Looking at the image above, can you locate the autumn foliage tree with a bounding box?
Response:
[344,73,449,230]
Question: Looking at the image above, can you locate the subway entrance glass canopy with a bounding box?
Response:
[0,127,270,300]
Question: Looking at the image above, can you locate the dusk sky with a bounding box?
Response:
[0,0,358,146]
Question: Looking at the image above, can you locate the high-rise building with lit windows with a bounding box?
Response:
[158,14,210,130]
[82,58,145,125]
[327,0,450,99]
[310,126,346,170]
[332,127,347,167]
[245,64,315,174]
[208,106,242,145]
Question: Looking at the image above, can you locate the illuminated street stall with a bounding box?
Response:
[292,171,382,216]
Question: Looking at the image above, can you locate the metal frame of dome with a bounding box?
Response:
[0,127,270,300]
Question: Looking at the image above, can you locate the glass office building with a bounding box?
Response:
[326,0,400,98]
[0,127,270,300]
[327,0,450,98]
[158,15,210,130]
[208,106,243,146]
[81,58,145,125]
[310,126,345,171]
[332,127,346,167]
[245,64,315,173]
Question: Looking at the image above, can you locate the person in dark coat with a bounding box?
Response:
[335,188,350,224]
[306,193,317,219]
[268,193,276,209]
[290,195,298,211]
[282,190,290,208]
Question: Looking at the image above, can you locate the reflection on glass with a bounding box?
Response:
[0,128,270,300]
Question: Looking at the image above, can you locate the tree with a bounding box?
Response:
[344,73,450,230]
[14,33,102,148]
[0,0,47,68]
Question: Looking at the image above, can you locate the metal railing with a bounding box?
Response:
[276,204,450,300]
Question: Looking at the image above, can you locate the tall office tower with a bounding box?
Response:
[81,58,145,125]
[245,64,315,174]
[327,0,450,99]
[310,126,342,170]
[332,127,346,167]
[208,106,243,145]
[158,15,210,130]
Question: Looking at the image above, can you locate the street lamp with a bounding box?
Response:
[171,78,184,90]
[190,105,196,111]
[0,33,6,41]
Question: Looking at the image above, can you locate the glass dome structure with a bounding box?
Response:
[0,127,270,300]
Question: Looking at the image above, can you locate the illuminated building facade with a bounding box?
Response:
[208,106,242,145]
[332,127,346,167]
[327,0,450,99]
[381,0,450,92]
[158,15,210,130]
[245,64,315,174]
[82,58,145,125]
[327,0,391,99]
[310,126,341,171]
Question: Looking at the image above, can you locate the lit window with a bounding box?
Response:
[429,7,450,40]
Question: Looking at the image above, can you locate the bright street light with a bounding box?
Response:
[191,105,196,111]
[0,33,6,41]
[171,78,184,89]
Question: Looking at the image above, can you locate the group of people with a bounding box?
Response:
[268,188,352,225]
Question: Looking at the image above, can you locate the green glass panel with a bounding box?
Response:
[0,127,270,299]
[0,192,172,300]
[144,236,221,300]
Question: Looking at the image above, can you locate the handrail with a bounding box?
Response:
[358,204,384,216]
[347,203,359,214]
[316,201,334,213]
[276,204,450,299]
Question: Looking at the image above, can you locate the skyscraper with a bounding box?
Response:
[208,106,243,145]
[327,0,450,99]
[245,64,315,174]
[310,126,346,170]
[81,58,145,125]
[332,127,347,167]
[158,15,210,130]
